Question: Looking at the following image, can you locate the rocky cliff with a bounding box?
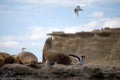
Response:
[47,28,120,65]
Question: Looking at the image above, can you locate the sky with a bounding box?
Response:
[0,0,120,62]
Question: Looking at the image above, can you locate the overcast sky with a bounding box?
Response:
[0,0,120,61]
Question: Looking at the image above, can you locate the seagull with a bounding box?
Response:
[21,47,26,52]
[69,54,85,65]
[46,60,57,71]
[74,5,83,17]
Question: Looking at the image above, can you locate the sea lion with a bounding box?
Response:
[42,37,72,65]
[16,51,38,66]
[12,54,20,63]
[0,52,15,64]
[0,55,5,66]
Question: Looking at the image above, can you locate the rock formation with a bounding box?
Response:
[46,28,120,65]
[0,64,120,80]
[42,37,71,65]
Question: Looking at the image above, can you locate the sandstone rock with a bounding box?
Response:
[47,28,120,65]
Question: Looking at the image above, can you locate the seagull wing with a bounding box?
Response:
[75,6,83,11]
[79,8,83,11]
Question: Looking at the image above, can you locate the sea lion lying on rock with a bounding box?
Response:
[0,55,5,66]
[16,51,38,66]
[0,52,15,64]
[46,50,71,65]
[11,54,20,63]
[43,37,71,65]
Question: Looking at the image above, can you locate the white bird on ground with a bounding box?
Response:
[21,47,26,52]
[69,54,85,65]
[74,5,83,17]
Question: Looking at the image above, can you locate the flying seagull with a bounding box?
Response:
[74,5,83,17]
[69,54,85,65]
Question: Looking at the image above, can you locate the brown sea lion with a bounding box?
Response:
[0,55,5,66]
[0,52,15,64]
[16,51,38,66]
[12,54,20,63]
[43,37,71,65]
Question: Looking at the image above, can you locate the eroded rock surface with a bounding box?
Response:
[0,64,120,80]
[46,28,120,65]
